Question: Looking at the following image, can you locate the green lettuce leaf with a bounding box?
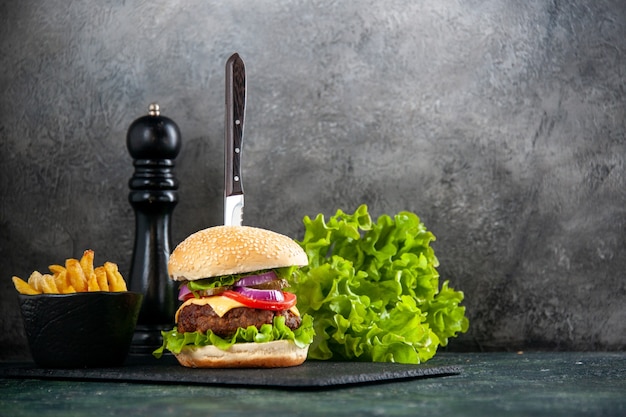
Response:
[289,204,469,364]
[186,267,298,292]
[153,314,315,357]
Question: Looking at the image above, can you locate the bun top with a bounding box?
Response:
[168,225,308,281]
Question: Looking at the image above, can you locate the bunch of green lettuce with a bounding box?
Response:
[288,204,469,364]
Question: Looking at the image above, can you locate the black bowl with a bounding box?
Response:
[18,291,143,368]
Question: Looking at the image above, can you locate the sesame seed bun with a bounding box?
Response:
[168,225,308,281]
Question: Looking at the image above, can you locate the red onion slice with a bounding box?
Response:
[234,271,278,287]
[233,286,285,302]
[178,283,192,301]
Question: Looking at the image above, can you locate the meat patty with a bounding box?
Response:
[177,303,302,337]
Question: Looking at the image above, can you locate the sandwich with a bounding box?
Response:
[154,225,315,368]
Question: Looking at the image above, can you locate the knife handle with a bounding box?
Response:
[226,128,243,195]
[225,54,246,196]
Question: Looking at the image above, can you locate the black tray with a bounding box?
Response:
[0,354,461,390]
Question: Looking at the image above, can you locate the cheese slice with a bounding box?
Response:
[175,295,300,323]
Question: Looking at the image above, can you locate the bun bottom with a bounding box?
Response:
[174,340,309,368]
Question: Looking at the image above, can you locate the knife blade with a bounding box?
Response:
[224,53,246,226]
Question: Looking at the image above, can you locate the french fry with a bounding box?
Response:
[79,250,94,272]
[12,251,128,295]
[48,264,65,275]
[27,271,45,292]
[87,272,100,291]
[80,249,96,279]
[94,266,109,291]
[104,262,127,292]
[12,276,41,295]
[66,258,88,292]
[48,264,72,292]
[52,270,69,293]
[41,274,59,293]
[81,250,100,291]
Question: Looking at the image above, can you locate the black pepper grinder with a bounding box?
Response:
[126,103,181,354]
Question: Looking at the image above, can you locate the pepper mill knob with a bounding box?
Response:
[127,103,181,161]
[127,103,181,354]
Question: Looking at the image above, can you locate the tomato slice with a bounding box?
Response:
[222,290,297,311]
[181,292,196,302]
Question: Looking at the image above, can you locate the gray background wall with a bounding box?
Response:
[1,0,625,359]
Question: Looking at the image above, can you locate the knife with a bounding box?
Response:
[224,53,246,226]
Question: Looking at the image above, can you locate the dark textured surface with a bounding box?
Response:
[0,355,461,388]
[1,1,625,359]
[1,352,625,416]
